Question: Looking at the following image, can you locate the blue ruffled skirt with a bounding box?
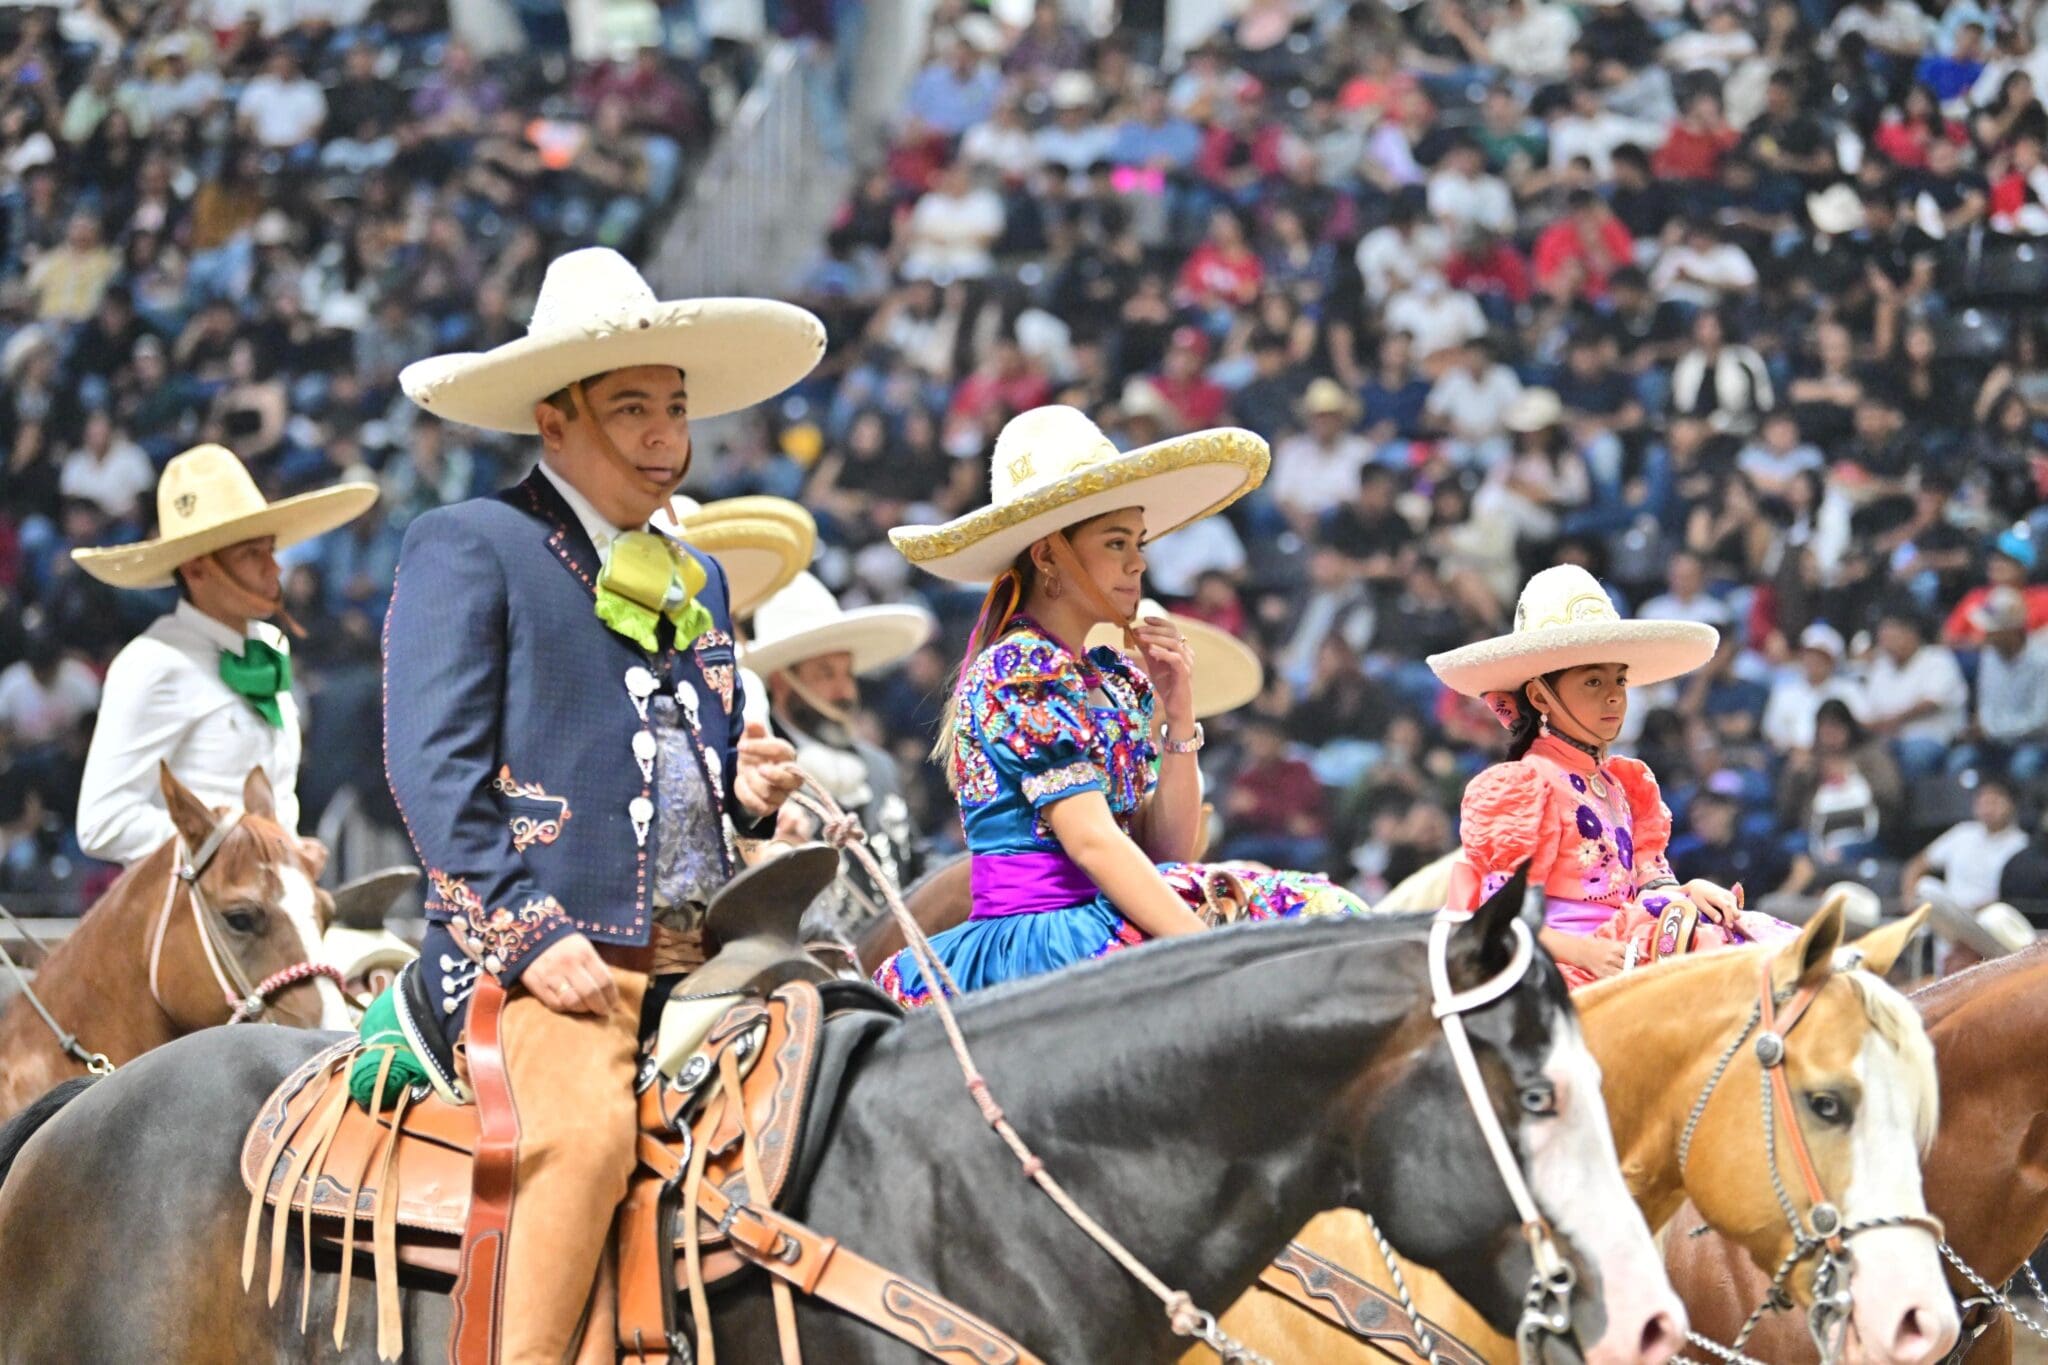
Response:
[875,863,1365,1007]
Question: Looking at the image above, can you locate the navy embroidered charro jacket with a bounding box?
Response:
[382,468,762,989]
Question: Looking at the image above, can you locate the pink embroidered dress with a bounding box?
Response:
[1447,734,1795,989]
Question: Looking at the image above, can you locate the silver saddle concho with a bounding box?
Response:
[653,842,841,1083]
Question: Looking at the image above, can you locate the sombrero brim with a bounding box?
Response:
[1426,620,1719,697]
[890,428,1269,585]
[398,298,826,434]
[668,517,812,620]
[71,482,380,589]
[1086,613,1265,719]
[1927,899,2033,958]
[684,495,817,540]
[744,605,937,678]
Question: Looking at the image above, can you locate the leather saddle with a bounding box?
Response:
[239,842,1035,1364]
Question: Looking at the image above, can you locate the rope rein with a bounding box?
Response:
[788,780,1275,1363]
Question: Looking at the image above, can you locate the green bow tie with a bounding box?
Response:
[219,637,292,728]
[595,531,714,654]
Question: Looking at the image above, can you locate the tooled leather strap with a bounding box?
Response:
[1258,1243,1491,1365]
[450,975,519,1365]
[1649,896,1701,963]
[671,1166,1041,1365]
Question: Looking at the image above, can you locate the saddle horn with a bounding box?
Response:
[327,867,422,931]
[687,843,841,998]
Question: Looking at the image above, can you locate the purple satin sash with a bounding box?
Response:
[969,852,1100,920]
[1543,895,1619,935]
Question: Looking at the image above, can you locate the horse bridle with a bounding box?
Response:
[147,813,343,1029]
[1368,911,1579,1365]
[1674,951,1945,1364]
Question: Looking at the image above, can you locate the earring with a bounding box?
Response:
[1046,574,1062,599]
[1539,713,1551,737]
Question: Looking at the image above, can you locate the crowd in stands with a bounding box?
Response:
[770,0,2048,921]
[11,0,2048,930]
[0,0,765,904]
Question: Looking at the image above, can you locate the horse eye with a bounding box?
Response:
[1519,1082,1558,1117]
[223,908,264,935]
[1806,1092,1851,1126]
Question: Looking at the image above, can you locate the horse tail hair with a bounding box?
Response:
[0,1075,95,1191]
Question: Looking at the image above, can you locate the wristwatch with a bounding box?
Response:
[1161,721,1205,755]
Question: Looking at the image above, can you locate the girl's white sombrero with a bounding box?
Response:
[399,248,826,434]
[890,405,1268,585]
[1427,564,1719,697]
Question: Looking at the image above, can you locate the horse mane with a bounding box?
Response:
[915,911,1442,1039]
[1911,940,2048,1028]
[0,1076,96,1190]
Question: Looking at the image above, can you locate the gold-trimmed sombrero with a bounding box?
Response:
[72,444,377,589]
[744,572,935,678]
[1427,564,1718,698]
[657,494,814,620]
[890,405,1268,584]
[398,248,826,434]
[1087,598,1263,719]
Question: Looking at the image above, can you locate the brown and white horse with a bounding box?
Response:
[0,765,347,1121]
[1667,941,2048,1362]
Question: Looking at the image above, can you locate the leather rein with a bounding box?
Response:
[1674,952,1945,1365]
[794,780,1578,1364]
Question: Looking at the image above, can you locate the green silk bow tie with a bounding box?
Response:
[595,531,714,654]
[218,636,292,728]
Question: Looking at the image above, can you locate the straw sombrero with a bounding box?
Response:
[890,406,1268,585]
[1928,898,2035,959]
[71,444,377,590]
[1427,564,1718,698]
[398,248,826,434]
[1087,598,1263,719]
[743,572,935,678]
[659,494,815,620]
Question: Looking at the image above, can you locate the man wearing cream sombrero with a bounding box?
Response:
[745,571,936,939]
[1427,564,1796,989]
[383,246,824,1364]
[873,405,1367,1008]
[72,444,377,864]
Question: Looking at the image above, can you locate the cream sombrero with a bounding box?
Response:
[398,247,827,434]
[890,405,1268,584]
[744,571,936,678]
[72,443,378,589]
[658,494,815,620]
[1087,598,1263,719]
[1427,564,1718,698]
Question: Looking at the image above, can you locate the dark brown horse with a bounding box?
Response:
[853,851,968,974]
[0,764,347,1121]
[1665,943,2048,1362]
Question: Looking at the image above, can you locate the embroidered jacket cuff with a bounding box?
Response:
[726,784,778,840]
[429,869,576,989]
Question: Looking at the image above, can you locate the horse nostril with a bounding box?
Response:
[1640,1310,1684,1364]
[1892,1305,1941,1361]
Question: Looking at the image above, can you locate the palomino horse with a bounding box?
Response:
[1196,900,1958,1365]
[0,878,1688,1363]
[0,764,349,1121]
[1667,941,2048,1362]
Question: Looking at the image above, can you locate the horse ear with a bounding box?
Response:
[1777,889,1847,994]
[242,765,276,821]
[1451,863,1533,982]
[158,763,216,853]
[1844,905,1929,979]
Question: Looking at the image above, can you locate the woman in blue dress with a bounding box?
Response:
[877,405,1366,1005]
